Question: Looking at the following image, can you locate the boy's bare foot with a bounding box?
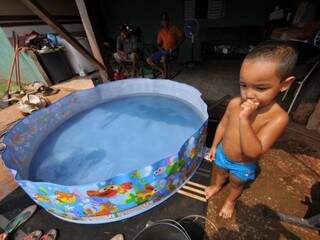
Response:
[110,233,124,240]
[0,232,8,240]
[204,185,221,199]
[219,200,236,219]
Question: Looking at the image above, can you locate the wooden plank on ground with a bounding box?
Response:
[178,189,207,202]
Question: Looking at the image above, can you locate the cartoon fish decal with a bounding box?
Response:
[165,159,185,175]
[190,148,198,158]
[34,193,50,203]
[131,170,141,179]
[87,182,132,198]
[55,191,77,204]
[167,176,180,192]
[136,185,155,203]
[84,203,117,217]
[28,126,37,134]
[125,184,156,205]
[154,166,165,176]
[11,133,25,145]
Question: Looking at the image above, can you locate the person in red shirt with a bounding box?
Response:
[147,12,185,78]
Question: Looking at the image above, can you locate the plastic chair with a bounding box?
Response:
[150,49,180,79]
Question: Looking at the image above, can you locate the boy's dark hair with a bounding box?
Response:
[245,41,298,79]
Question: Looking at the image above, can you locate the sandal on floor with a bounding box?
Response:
[40,229,58,240]
[23,230,43,240]
[38,86,59,96]
[26,82,59,96]
[3,205,37,235]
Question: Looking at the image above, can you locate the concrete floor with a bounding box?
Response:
[175,59,241,101]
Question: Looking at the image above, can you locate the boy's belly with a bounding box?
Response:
[222,130,257,163]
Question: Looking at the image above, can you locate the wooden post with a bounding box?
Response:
[75,0,114,82]
[19,0,109,82]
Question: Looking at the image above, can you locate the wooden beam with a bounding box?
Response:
[75,0,114,81]
[19,0,109,82]
[75,0,109,82]
[75,0,104,68]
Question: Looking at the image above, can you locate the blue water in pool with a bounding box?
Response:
[29,95,204,185]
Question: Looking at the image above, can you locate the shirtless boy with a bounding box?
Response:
[205,41,297,219]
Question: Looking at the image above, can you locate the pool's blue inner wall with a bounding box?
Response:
[29,95,204,185]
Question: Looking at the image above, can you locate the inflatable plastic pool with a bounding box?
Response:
[1,79,208,224]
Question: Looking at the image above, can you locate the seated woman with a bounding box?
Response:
[113,25,138,77]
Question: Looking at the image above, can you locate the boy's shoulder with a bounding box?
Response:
[227,97,242,108]
[266,102,289,124]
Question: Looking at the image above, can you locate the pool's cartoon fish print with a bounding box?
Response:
[87,182,132,198]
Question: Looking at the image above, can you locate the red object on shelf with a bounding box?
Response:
[113,70,127,80]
